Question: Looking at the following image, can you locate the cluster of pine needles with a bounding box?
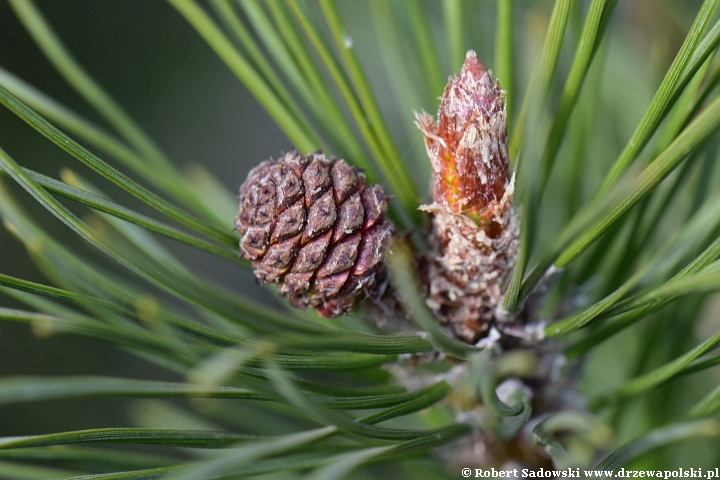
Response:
[0,0,720,477]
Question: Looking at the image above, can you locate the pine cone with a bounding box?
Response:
[416,50,519,343]
[236,150,394,317]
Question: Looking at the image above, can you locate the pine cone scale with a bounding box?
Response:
[360,185,386,229]
[271,201,306,242]
[292,231,331,273]
[304,191,336,240]
[239,226,268,260]
[354,221,392,275]
[330,161,359,203]
[315,270,349,297]
[318,233,361,278]
[302,158,330,203]
[334,193,364,240]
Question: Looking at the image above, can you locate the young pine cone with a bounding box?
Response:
[416,50,519,343]
[236,151,394,317]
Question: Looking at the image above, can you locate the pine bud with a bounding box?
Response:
[416,50,519,343]
[236,151,394,317]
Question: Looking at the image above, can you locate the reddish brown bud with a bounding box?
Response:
[416,50,519,343]
[236,151,394,317]
[417,50,509,228]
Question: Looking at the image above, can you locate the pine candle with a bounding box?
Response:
[416,50,519,343]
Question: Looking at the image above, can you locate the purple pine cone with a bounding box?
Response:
[236,151,394,317]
